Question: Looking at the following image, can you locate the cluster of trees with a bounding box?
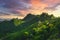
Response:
[0,13,60,40]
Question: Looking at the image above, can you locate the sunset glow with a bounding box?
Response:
[0,0,60,20]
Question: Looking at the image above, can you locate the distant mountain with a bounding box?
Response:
[0,18,11,21]
[0,19,4,21]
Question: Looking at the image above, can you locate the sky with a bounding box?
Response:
[0,0,60,20]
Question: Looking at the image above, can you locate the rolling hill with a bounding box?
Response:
[0,13,60,40]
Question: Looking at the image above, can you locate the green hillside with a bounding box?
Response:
[0,13,60,40]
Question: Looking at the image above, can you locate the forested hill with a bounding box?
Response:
[0,13,60,40]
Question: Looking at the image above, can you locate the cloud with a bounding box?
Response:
[43,0,60,10]
[0,0,31,16]
[0,0,60,19]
